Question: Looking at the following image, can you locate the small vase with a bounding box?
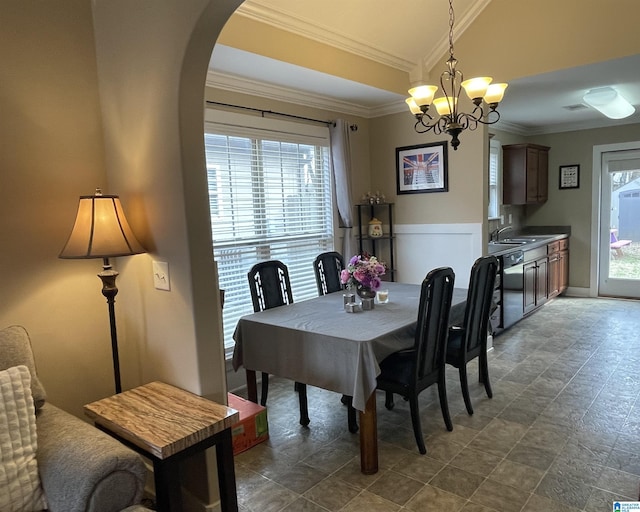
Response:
[356,285,376,300]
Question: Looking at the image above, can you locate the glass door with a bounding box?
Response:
[598,150,640,298]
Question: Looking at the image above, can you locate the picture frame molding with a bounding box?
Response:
[396,141,449,195]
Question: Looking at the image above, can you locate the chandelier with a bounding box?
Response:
[406,0,508,150]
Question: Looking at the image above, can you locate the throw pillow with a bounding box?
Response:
[0,326,47,410]
[0,365,47,512]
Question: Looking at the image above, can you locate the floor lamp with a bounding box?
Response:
[59,188,146,394]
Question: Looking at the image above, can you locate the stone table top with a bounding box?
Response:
[84,381,239,459]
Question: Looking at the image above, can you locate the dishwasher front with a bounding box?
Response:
[500,250,525,331]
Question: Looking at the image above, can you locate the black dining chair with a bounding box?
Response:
[375,266,455,454]
[446,255,499,415]
[313,251,345,296]
[247,260,310,426]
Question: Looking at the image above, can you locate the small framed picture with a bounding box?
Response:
[396,141,448,194]
[559,164,580,189]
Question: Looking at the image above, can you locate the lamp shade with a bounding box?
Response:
[408,85,438,107]
[60,190,146,259]
[405,97,422,115]
[433,96,457,116]
[461,77,492,100]
[484,83,508,105]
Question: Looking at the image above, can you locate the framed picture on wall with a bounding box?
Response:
[396,141,448,194]
[559,164,580,189]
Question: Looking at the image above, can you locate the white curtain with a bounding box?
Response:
[329,119,355,258]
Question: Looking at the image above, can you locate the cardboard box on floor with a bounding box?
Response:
[227,393,269,455]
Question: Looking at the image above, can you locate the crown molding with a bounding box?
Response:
[492,120,530,136]
[206,70,370,118]
[206,70,408,120]
[235,1,416,72]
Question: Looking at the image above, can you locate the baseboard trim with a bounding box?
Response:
[564,286,592,297]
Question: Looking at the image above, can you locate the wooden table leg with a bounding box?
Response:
[359,391,378,474]
[246,369,258,403]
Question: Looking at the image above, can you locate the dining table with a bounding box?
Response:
[232,281,468,474]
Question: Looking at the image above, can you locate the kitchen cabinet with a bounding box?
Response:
[356,203,396,281]
[548,251,560,298]
[523,252,548,315]
[503,143,550,205]
[559,247,569,293]
[548,238,569,298]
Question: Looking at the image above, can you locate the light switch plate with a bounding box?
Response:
[153,261,170,291]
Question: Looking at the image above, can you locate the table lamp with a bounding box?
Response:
[59,188,146,393]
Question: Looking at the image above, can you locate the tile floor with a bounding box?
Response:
[232,296,640,512]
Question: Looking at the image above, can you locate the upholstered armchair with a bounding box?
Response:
[0,325,152,512]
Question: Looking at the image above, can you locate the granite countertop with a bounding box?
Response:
[487,226,570,256]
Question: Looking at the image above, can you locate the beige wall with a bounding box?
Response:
[370,111,487,227]
[0,0,113,418]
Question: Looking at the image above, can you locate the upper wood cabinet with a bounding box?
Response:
[502,143,550,204]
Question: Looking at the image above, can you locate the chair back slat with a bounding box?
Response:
[313,251,345,295]
[414,267,455,382]
[248,260,294,312]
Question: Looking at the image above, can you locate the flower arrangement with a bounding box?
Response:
[340,253,386,291]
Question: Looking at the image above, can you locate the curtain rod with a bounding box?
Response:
[206,100,358,131]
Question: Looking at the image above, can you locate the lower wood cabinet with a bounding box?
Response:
[523,237,569,316]
[505,236,569,327]
[524,256,548,315]
[559,249,569,293]
[548,239,569,299]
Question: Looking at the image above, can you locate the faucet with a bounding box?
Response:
[492,226,512,242]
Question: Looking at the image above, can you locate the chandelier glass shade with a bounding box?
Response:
[407,0,508,150]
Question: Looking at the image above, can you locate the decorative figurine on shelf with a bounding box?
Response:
[368,218,383,238]
[361,191,387,205]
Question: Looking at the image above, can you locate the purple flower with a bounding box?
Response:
[342,254,386,289]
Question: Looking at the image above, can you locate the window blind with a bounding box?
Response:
[488,139,501,219]
[205,114,334,353]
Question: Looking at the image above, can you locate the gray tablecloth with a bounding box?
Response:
[232,282,467,411]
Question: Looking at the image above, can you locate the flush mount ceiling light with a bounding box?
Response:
[406,0,507,151]
[583,87,635,119]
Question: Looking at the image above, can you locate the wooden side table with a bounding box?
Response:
[84,381,239,512]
